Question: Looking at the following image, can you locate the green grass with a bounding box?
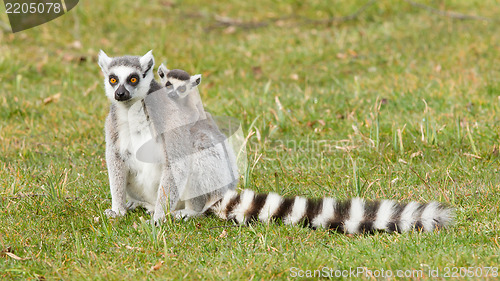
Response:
[1,0,499,279]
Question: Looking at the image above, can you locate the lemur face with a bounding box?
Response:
[98,50,155,103]
[157,63,202,98]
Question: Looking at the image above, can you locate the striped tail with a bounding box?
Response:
[209,189,453,234]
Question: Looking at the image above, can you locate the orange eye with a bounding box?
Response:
[109,78,117,84]
[130,77,137,83]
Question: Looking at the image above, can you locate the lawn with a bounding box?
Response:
[0,0,499,279]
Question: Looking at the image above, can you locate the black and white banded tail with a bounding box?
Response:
[209,189,453,234]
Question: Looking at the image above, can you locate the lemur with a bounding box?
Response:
[98,51,453,234]
[154,63,239,217]
[98,50,169,221]
[98,50,237,221]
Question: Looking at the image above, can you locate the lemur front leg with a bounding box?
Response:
[153,164,208,222]
[152,166,181,223]
[104,145,128,218]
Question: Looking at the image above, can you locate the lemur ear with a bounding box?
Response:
[98,50,112,74]
[191,74,202,87]
[140,50,154,78]
[158,63,170,79]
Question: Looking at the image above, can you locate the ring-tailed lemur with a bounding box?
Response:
[156,64,239,218]
[98,51,237,222]
[98,52,453,234]
[98,50,170,221]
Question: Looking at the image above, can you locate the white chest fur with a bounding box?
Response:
[115,102,163,211]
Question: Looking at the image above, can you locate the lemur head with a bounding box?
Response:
[98,50,155,103]
[157,63,201,98]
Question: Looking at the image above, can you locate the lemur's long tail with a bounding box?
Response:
[209,189,453,234]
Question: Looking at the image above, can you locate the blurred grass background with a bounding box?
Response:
[0,0,499,279]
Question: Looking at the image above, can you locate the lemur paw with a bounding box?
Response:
[104,208,126,218]
[126,201,140,211]
[173,209,201,221]
[149,213,174,225]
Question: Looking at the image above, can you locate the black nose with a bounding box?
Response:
[114,85,131,101]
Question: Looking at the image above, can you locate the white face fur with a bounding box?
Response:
[98,50,155,104]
